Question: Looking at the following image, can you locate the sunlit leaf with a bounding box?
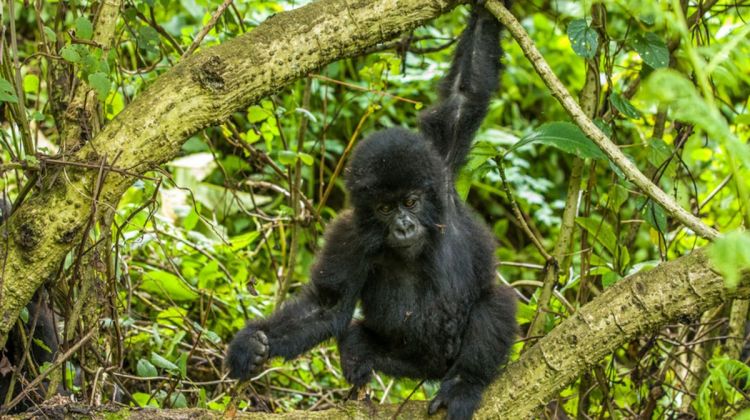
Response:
[631,32,669,68]
[567,19,599,59]
[508,122,607,160]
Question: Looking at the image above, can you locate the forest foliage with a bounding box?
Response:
[1,0,750,417]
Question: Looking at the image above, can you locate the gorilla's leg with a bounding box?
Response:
[428,286,516,420]
[338,322,430,389]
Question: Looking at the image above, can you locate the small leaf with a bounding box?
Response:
[23,74,40,93]
[576,216,618,255]
[136,359,158,377]
[508,122,607,160]
[631,32,669,68]
[607,184,629,212]
[610,93,641,119]
[298,152,314,166]
[642,201,668,232]
[247,105,272,123]
[150,352,179,371]
[43,26,57,42]
[75,16,93,40]
[567,19,599,59]
[60,45,81,63]
[278,150,298,165]
[0,77,18,104]
[87,72,110,101]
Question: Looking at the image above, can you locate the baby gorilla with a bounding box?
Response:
[227,4,516,419]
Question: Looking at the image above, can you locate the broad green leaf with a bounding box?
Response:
[278,150,297,165]
[60,45,81,63]
[576,216,618,255]
[247,105,272,123]
[140,270,198,301]
[0,77,18,103]
[631,32,669,68]
[509,122,607,160]
[709,231,750,289]
[75,16,93,40]
[88,72,110,100]
[567,19,599,59]
[298,152,314,166]
[150,352,179,371]
[610,93,641,119]
[136,359,158,377]
[23,74,39,93]
[169,392,188,408]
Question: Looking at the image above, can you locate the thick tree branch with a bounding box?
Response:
[483,0,720,240]
[0,0,463,346]
[478,247,748,418]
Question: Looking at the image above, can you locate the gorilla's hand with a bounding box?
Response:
[226,328,269,380]
[341,354,373,388]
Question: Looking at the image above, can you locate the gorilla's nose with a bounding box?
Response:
[394,219,416,240]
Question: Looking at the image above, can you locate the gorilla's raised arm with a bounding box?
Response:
[226,213,366,380]
[419,6,502,175]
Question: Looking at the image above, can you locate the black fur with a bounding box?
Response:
[227,5,516,420]
[0,291,61,413]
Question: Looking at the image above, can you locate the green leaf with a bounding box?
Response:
[169,392,188,408]
[60,45,81,63]
[136,359,158,377]
[33,338,53,353]
[132,392,159,408]
[567,19,599,59]
[23,74,39,93]
[298,152,314,166]
[150,352,179,371]
[607,184,629,212]
[87,72,110,101]
[631,32,669,68]
[19,307,29,323]
[278,150,297,165]
[247,105,272,123]
[140,270,198,301]
[43,26,57,42]
[75,16,93,40]
[0,77,18,104]
[708,231,750,289]
[508,122,607,160]
[576,216,618,255]
[642,201,668,232]
[609,93,641,119]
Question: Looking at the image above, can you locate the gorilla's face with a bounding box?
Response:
[373,191,428,257]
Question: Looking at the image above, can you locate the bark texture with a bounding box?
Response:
[477,248,748,418]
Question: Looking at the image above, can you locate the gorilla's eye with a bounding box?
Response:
[404,197,417,208]
[377,204,394,214]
